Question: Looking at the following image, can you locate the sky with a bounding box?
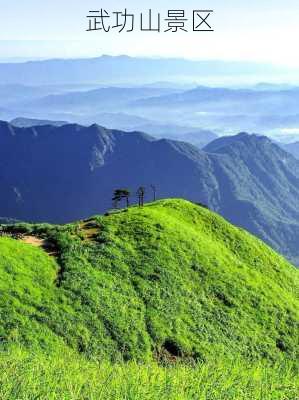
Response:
[0,0,299,65]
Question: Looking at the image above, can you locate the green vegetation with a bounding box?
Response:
[0,346,298,400]
[0,199,298,398]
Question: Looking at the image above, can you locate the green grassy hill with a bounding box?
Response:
[0,199,298,364]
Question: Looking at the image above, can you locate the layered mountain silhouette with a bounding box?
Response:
[10,115,217,148]
[133,86,299,116]
[1,120,299,263]
[23,87,181,113]
[0,56,284,85]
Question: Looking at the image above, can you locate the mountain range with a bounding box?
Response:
[6,80,299,140]
[0,56,286,85]
[21,87,181,113]
[9,116,217,148]
[1,120,299,263]
[131,86,299,134]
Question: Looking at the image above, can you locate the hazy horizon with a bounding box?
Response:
[0,52,296,67]
[1,0,299,66]
[0,53,298,88]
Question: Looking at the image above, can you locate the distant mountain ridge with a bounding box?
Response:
[10,115,217,148]
[1,120,299,263]
[23,86,181,113]
[133,86,299,114]
[11,117,68,128]
[280,141,299,160]
[4,77,299,140]
[0,55,287,85]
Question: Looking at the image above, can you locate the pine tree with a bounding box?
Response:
[112,189,130,209]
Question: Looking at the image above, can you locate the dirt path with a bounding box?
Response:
[21,236,45,247]
[21,235,58,257]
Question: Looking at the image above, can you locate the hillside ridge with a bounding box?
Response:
[0,199,298,362]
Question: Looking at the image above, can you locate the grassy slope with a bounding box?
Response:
[0,199,298,363]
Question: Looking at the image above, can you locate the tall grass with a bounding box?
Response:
[0,347,298,400]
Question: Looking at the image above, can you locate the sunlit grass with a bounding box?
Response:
[0,199,298,399]
[0,199,298,362]
[0,347,298,400]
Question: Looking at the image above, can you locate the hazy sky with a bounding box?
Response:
[0,0,299,65]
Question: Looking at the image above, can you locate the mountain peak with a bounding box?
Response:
[204,132,273,153]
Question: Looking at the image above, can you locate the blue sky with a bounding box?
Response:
[0,0,299,65]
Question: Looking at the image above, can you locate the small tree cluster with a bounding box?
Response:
[112,185,157,209]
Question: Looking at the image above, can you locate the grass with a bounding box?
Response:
[0,199,298,362]
[0,346,298,400]
[0,199,298,398]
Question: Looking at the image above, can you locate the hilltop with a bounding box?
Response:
[0,199,298,362]
[1,121,299,263]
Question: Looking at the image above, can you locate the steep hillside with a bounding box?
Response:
[0,199,298,362]
[204,133,299,263]
[1,121,299,263]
